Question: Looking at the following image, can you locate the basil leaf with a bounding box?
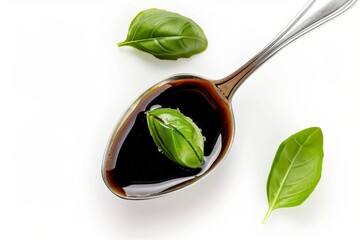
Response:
[118,8,208,60]
[263,127,324,224]
[146,108,204,169]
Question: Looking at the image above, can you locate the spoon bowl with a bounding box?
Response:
[102,75,234,199]
[102,0,358,199]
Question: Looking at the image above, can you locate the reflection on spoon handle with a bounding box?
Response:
[215,0,358,101]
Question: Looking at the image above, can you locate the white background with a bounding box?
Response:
[1,0,359,239]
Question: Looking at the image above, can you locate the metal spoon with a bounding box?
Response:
[102,0,358,199]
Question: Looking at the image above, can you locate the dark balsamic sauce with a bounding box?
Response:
[103,78,234,199]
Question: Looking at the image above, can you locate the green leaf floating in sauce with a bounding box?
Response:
[263,127,324,224]
[118,8,208,60]
[146,108,204,169]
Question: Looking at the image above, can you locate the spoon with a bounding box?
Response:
[102,0,358,200]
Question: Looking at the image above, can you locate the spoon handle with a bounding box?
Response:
[214,0,358,101]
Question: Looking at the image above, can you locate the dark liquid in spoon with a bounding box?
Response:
[103,78,233,199]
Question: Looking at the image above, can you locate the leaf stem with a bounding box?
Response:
[262,207,273,225]
[117,41,128,47]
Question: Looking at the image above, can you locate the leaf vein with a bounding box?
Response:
[277,183,315,201]
[284,171,315,187]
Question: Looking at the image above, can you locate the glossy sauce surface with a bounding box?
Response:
[103,78,233,199]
